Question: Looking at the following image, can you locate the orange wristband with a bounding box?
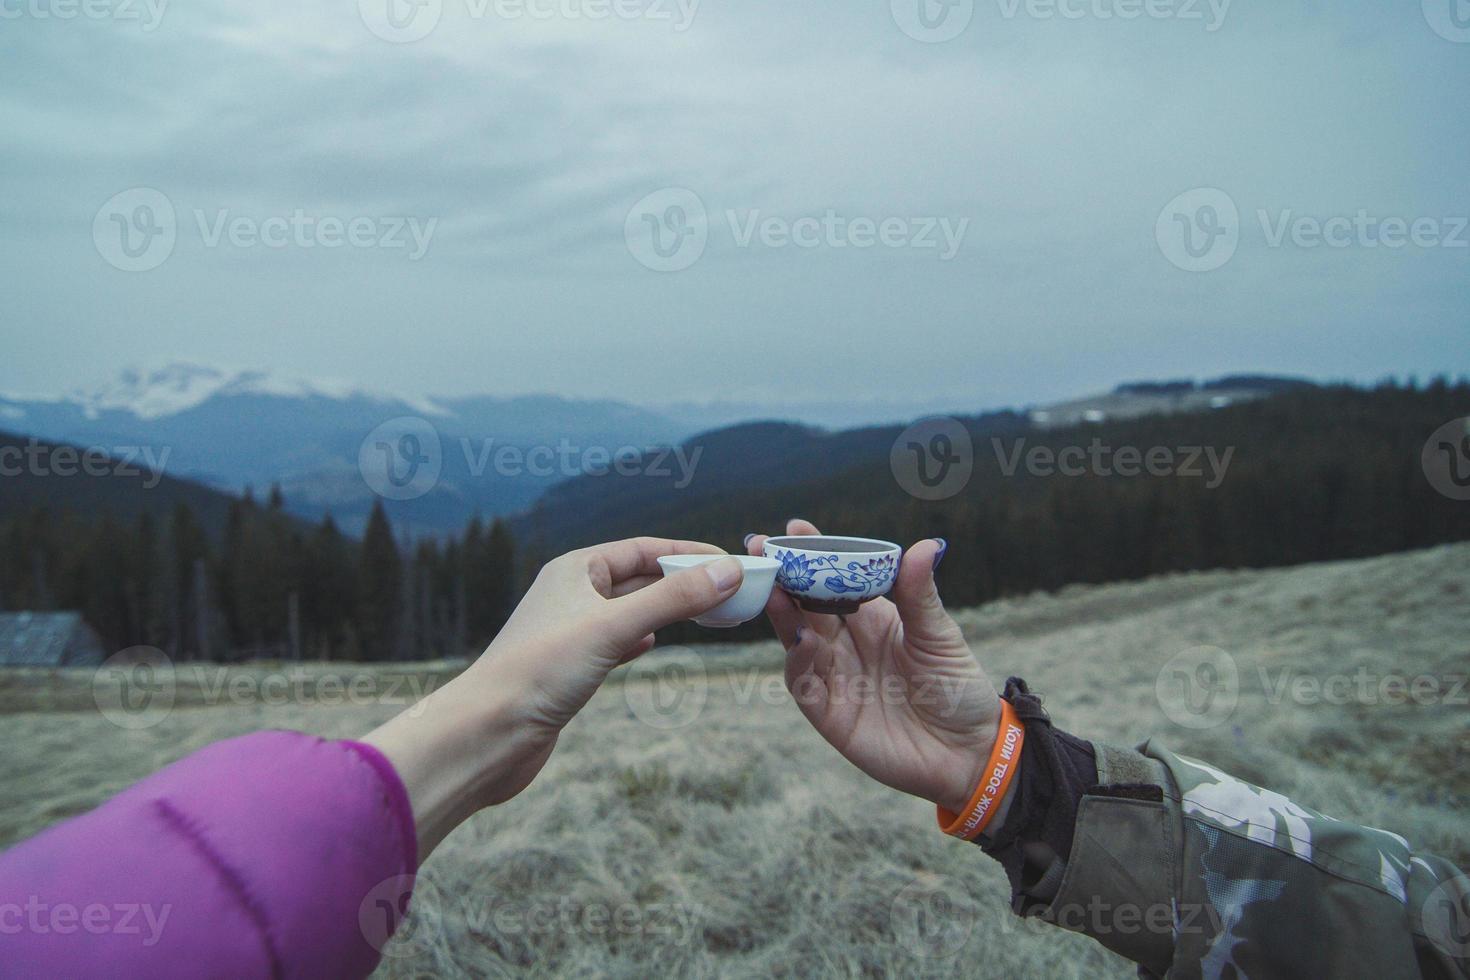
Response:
[936,698,1025,841]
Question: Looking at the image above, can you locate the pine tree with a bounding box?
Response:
[358,501,402,661]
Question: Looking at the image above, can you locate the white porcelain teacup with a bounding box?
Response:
[656,554,781,628]
[762,535,903,613]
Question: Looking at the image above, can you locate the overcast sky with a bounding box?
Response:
[3,0,1467,410]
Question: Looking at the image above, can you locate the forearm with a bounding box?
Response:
[0,731,415,978]
[972,678,1470,979]
[360,670,548,858]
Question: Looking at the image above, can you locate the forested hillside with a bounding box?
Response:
[5,381,1468,658]
[519,381,1470,641]
[0,436,517,660]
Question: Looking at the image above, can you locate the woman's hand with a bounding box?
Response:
[364,537,744,856]
[747,520,1003,814]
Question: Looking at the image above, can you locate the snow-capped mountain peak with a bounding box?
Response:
[73,363,235,420]
[69,362,448,420]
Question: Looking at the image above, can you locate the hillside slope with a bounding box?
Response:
[0,429,247,536]
[2,544,1465,976]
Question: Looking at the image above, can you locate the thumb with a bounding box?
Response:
[608,557,744,643]
[890,539,965,648]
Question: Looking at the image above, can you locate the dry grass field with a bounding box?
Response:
[2,544,1467,977]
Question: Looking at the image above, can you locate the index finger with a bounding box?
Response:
[582,536,725,583]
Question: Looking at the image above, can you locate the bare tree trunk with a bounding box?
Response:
[192,559,210,662]
[287,591,301,661]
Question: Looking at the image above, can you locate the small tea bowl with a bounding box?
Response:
[762,535,903,613]
[656,554,781,628]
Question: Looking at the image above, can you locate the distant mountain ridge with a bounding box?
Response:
[0,363,693,536]
[1,365,1325,538]
[514,374,1315,549]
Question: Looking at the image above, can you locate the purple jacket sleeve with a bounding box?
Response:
[0,730,418,979]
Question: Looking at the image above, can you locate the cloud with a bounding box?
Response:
[1,0,1466,405]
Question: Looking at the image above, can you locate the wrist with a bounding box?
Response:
[935,697,1024,840]
[936,696,1009,814]
[362,671,543,858]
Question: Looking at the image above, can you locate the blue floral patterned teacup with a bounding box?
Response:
[762,535,903,613]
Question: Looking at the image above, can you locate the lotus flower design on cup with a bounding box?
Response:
[762,536,903,614]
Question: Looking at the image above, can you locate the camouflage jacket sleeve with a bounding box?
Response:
[1020,739,1470,978]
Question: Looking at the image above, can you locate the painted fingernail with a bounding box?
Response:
[743,533,757,548]
[704,556,743,592]
[932,538,948,570]
[793,626,804,647]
